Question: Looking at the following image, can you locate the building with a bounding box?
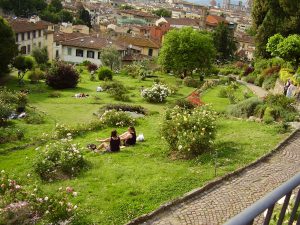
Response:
[7,16,54,60]
[206,15,229,30]
[54,32,126,65]
[235,33,255,61]
[116,35,160,57]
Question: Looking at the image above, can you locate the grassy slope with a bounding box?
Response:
[0,71,287,224]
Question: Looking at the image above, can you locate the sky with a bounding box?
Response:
[186,0,246,6]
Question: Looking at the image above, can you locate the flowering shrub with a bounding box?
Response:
[99,109,135,127]
[0,127,24,144]
[0,171,90,224]
[34,138,87,181]
[162,105,217,158]
[187,92,204,106]
[141,83,171,103]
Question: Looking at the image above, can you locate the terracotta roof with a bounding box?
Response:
[117,35,160,49]
[60,35,126,51]
[236,35,254,44]
[165,18,200,27]
[7,18,52,33]
[54,32,89,42]
[206,15,228,27]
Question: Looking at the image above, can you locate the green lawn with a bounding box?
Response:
[0,70,288,224]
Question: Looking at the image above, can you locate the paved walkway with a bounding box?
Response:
[237,80,269,98]
[136,130,300,225]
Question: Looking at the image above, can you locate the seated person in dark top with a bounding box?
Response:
[97,130,121,152]
[120,126,136,146]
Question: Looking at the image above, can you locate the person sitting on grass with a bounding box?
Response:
[120,126,136,146]
[97,130,121,153]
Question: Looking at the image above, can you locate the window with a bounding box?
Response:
[21,33,25,41]
[87,50,95,59]
[67,48,72,56]
[27,32,30,39]
[56,50,59,58]
[38,30,41,37]
[98,52,101,59]
[38,42,41,48]
[33,31,36,38]
[27,45,31,53]
[15,33,18,42]
[56,42,60,46]
[76,49,84,57]
[20,46,26,54]
[148,48,153,56]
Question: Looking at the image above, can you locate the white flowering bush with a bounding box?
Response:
[162,105,217,158]
[0,171,90,224]
[34,137,87,181]
[141,83,171,103]
[99,109,135,127]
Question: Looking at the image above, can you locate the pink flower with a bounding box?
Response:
[66,187,74,193]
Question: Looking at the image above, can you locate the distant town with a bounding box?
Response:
[0,0,254,66]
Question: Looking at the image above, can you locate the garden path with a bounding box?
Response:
[130,130,300,225]
[237,80,269,98]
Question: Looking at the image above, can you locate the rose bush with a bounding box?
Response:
[162,105,217,158]
[141,83,171,103]
[0,171,89,224]
[99,109,135,127]
[34,137,87,181]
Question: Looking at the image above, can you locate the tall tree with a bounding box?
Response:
[0,17,17,76]
[31,47,48,65]
[158,27,216,77]
[0,0,47,16]
[213,22,236,61]
[252,0,300,57]
[267,34,300,68]
[78,7,91,28]
[152,9,172,18]
[100,47,121,71]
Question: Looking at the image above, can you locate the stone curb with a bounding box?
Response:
[126,128,300,225]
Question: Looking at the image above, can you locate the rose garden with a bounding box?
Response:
[1,24,300,224]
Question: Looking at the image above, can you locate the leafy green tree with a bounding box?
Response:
[0,0,47,16]
[13,55,35,85]
[158,27,216,77]
[119,4,135,10]
[152,8,172,18]
[0,17,17,76]
[266,33,284,57]
[59,10,73,23]
[213,22,236,61]
[78,7,91,28]
[101,47,121,71]
[31,47,48,65]
[49,0,62,13]
[267,34,300,68]
[252,0,300,57]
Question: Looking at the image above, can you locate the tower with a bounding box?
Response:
[223,0,231,10]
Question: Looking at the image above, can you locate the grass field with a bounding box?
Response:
[0,69,288,224]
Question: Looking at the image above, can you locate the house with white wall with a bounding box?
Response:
[7,16,54,60]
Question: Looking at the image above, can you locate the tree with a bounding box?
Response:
[212,22,236,61]
[252,0,300,57]
[152,8,172,18]
[119,4,135,10]
[0,0,47,16]
[78,7,91,28]
[100,47,121,71]
[267,34,300,68]
[49,0,62,13]
[0,17,17,76]
[13,56,35,85]
[31,47,48,65]
[158,27,216,77]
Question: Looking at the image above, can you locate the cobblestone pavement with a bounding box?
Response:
[140,131,300,225]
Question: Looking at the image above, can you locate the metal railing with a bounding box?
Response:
[224,172,300,225]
